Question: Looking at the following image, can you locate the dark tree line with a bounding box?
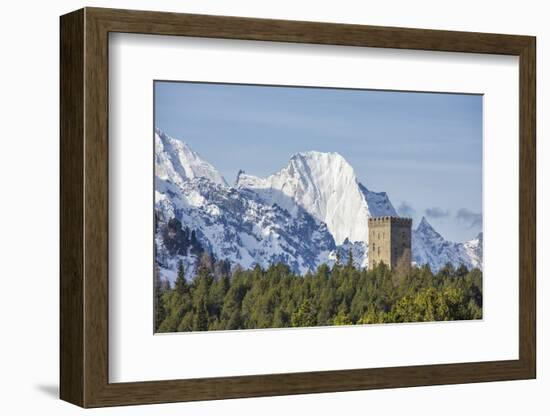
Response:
[154,252,482,332]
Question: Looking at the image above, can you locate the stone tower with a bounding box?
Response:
[368,216,412,270]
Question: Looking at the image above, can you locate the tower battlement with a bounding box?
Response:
[368,216,413,226]
[368,216,412,271]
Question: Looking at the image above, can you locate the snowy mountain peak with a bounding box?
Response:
[412,216,482,271]
[155,129,227,187]
[416,216,441,237]
[287,151,357,187]
[358,184,399,219]
[418,216,430,228]
[234,169,246,187]
[290,150,349,168]
[236,150,397,245]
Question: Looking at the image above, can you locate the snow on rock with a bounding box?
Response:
[331,239,369,269]
[155,177,336,282]
[412,217,482,271]
[235,151,397,245]
[155,128,227,187]
[463,232,483,270]
[155,128,482,280]
[155,130,337,281]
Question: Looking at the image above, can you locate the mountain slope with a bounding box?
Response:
[463,232,483,269]
[155,177,336,281]
[155,129,227,187]
[235,151,397,245]
[154,131,338,281]
[412,217,482,271]
[155,128,482,280]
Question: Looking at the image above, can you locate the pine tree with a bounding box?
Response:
[346,247,354,268]
[208,273,229,319]
[291,299,316,327]
[153,263,167,331]
[193,297,209,331]
[175,259,187,295]
[332,309,352,325]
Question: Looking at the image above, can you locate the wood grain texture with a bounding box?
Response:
[518,38,537,376]
[59,8,84,407]
[59,7,537,408]
[83,10,110,406]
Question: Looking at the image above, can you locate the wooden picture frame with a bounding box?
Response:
[60,7,536,408]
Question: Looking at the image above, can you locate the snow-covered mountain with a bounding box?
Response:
[155,130,337,281]
[155,129,227,187]
[328,239,369,269]
[463,232,483,269]
[154,129,482,282]
[235,151,397,245]
[412,217,483,271]
[155,177,336,280]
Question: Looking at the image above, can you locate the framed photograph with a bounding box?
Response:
[60,7,536,407]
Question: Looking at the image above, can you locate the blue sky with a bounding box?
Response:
[155,81,482,242]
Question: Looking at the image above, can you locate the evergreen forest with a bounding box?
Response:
[154,251,483,333]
